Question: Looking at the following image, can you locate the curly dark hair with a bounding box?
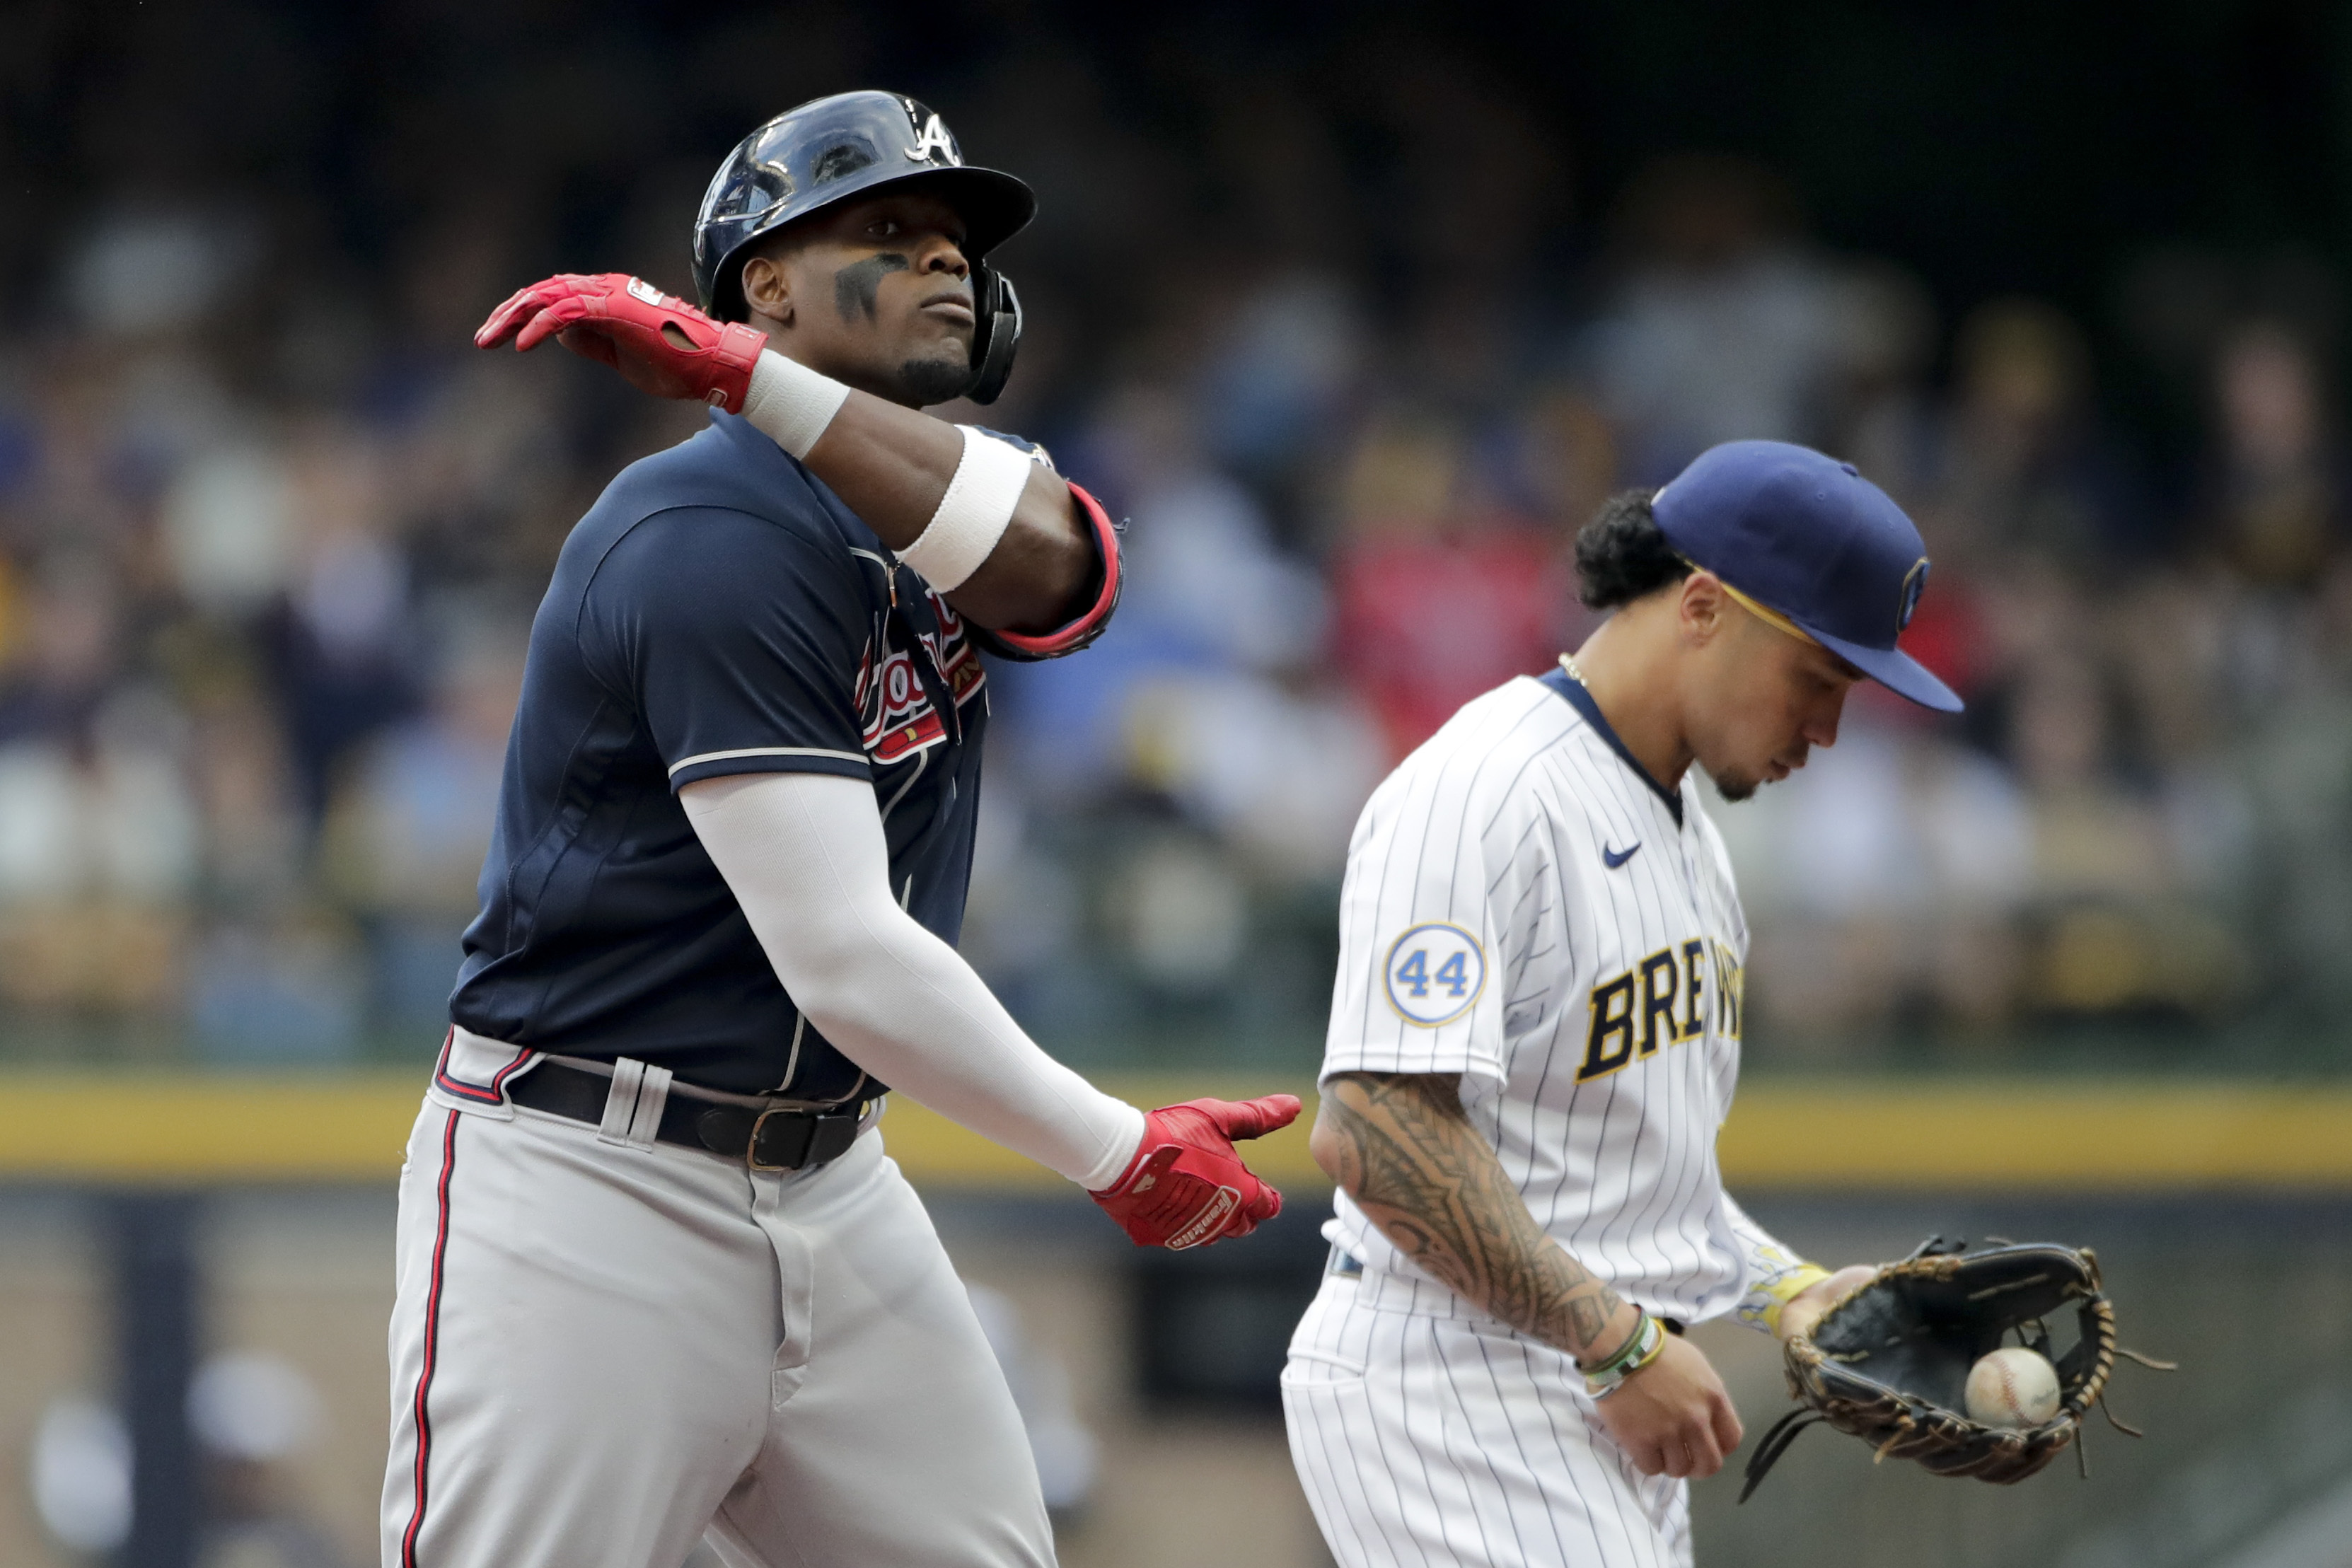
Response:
[1574,489,1690,610]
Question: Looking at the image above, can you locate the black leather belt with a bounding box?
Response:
[509,1059,869,1173]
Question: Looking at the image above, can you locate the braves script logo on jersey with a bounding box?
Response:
[1578,936,1742,1081]
[855,589,985,766]
[916,594,986,707]
[1383,923,1487,1027]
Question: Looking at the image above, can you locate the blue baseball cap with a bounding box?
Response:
[1650,440,1962,712]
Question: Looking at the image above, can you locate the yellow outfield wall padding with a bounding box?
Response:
[0,1075,428,1181]
[1713,1083,2352,1189]
[0,1074,2349,1190]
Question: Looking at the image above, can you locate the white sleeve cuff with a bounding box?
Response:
[740,349,852,459]
[1080,1104,1149,1192]
[898,425,1029,592]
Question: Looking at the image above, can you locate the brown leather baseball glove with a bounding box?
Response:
[1740,1237,2172,1501]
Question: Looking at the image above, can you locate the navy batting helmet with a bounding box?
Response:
[693,91,1036,404]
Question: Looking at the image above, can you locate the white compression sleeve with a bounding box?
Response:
[679,770,1146,1190]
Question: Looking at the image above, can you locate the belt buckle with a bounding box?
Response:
[747,1106,816,1173]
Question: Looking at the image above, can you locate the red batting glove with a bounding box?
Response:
[1090,1095,1302,1250]
[473,273,769,412]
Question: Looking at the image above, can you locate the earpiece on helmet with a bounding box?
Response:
[965,268,1022,405]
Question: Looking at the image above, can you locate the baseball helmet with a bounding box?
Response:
[693,91,1036,404]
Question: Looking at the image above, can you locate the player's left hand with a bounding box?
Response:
[1775,1265,1875,1343]
[1090,1096,1302,1250]
[474,273,769,412]
[1590,1332,1744,1480]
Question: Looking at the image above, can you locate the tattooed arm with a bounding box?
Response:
[1310,1072,1746,1478]
[1309,1070,1637,1361]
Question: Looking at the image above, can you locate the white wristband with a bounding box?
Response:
[899,425,1029,592]
[740,349,851,459]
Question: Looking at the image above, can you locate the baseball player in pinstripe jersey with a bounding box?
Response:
[1285,441,1964,1567]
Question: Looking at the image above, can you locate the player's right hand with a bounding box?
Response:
[474,273,769,413]
[1089,1096,1301,1250]
[1588,1334,1744,1480]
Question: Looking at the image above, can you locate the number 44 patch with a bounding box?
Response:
[1383,922,1487,1027]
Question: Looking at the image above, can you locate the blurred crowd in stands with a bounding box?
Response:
[4,10,2351,1067]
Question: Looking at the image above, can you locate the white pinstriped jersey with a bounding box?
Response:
[1321,666,1804,1329]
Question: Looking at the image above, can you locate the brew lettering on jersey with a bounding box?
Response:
[1577,936,1744,1082]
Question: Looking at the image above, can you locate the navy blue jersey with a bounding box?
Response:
[448,411,995,1098]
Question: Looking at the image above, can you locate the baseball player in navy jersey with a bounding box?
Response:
[387,91,1297,1568]
[1285,441,1964,1568]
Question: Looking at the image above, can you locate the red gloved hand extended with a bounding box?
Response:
[1091,1096,1302,1250]
[475,274,768,412]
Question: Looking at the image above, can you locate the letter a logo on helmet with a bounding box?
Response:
[904,110,960,166]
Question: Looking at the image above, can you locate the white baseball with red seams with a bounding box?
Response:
[1965,1347,2062,1427]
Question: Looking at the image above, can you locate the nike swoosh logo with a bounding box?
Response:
[1603,842,1641,869]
